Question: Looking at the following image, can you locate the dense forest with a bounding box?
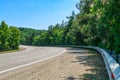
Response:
[0,0,120,54]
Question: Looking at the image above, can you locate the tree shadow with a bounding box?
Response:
[65,76,77,80]
[65,48,109,80]
[67,48,91,54]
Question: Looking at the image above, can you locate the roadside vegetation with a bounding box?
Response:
[0,47,25,54]
[0,0,120,54]
[0,21,20,51]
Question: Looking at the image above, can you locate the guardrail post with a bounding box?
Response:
[116,54,119,63]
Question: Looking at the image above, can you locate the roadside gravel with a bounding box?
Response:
[0,48,108,80]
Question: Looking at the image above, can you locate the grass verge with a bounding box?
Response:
[0,47,26,54]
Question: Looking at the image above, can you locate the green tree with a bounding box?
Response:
[0,21,9,50]
[32,31,47,45]
[47,24,64,45]
[0,21,20,51]
[0,30,4,50]
[9,26,20,49]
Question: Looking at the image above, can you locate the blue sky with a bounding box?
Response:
[0,0,79,29]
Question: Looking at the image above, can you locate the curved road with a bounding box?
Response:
[0,45,65,73]
[0,46,108,80]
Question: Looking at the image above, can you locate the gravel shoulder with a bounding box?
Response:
[0,48,109,80]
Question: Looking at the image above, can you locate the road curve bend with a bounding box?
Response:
[0,45,65,74]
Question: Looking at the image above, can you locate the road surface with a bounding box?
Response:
[0,47,108,80]
[0,45,65,73]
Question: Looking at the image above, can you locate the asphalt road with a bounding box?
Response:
[0,45,65,73]
[0,47,108,80]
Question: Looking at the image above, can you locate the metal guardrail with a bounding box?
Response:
[75,46,120,80]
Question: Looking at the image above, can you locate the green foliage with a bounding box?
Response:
[18,27,42,45]
[32,31,47,45]
[0,21,20,51]
[0,21,9,50]
[47,24,64,45]
[9,26,20,49]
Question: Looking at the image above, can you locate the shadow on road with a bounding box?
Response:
[65,76,77,80]
[65,48,109,80]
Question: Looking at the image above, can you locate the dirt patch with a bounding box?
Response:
[0,48,109,80]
